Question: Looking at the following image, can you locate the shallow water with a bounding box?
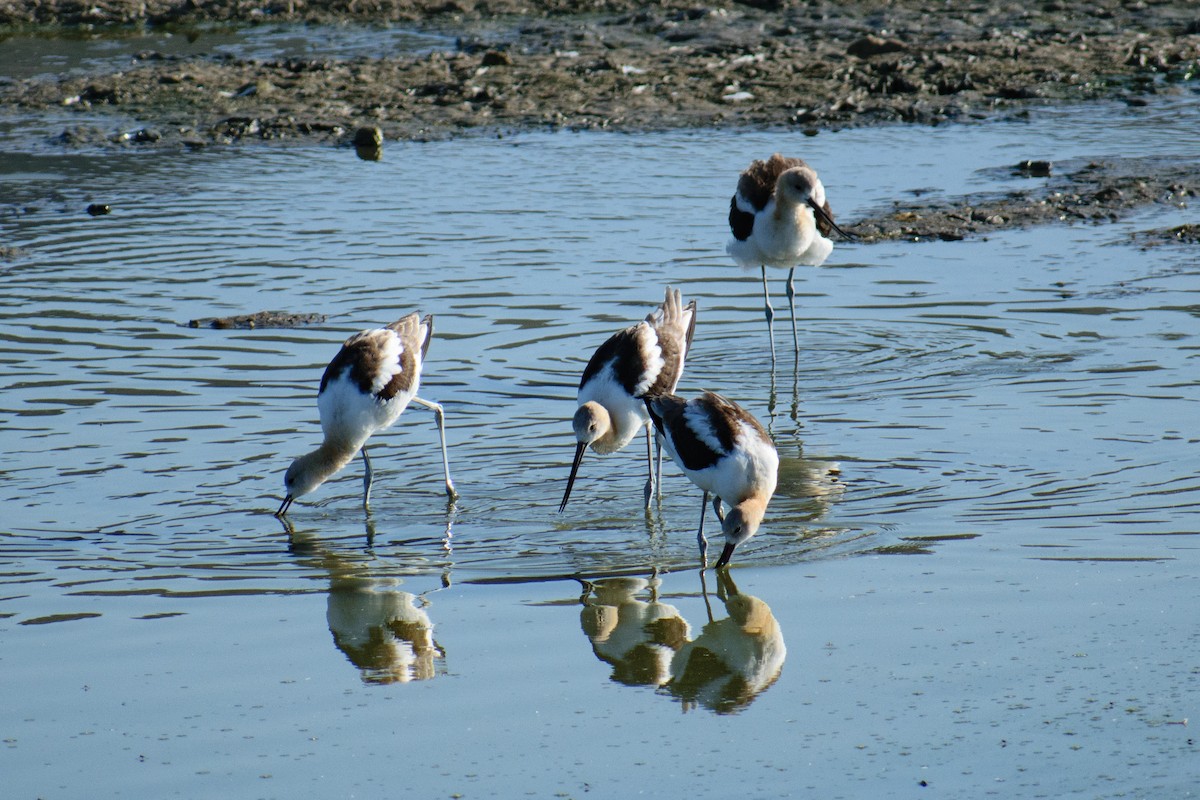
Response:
[0,23,454,81]
[3,94,1200,797]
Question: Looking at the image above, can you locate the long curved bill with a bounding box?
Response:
[715,542,737,569]
[808,199,857,241]
[558,442,587,513]
[275,494,295,517]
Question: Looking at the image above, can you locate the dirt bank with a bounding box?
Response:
[2,0,1198,239]
[4,0,1199,145]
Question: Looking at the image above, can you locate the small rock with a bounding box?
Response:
[481,50,513,67]
[353,126,383,148]
[735,0,783,10]
[847,35,908,58]
[350,125,384,160]
[1015,159,1052,177]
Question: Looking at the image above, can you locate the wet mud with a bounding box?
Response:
[186,311,328,328]
[851,157,1200,242]
[2,0,1199,241]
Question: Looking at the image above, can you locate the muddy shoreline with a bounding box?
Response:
[2,0,1199,239]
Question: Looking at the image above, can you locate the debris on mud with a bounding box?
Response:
[1130,223,1200,248]
[2,0,1198,149]
[850,158,1200,243]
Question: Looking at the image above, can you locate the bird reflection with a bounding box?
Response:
[280,517,449,684]
[579,576,690,687]
[662,570,786,714]
[578,571,786,713]
[326,571,444,684]
[793,457,844,519]
[766,350,804,430]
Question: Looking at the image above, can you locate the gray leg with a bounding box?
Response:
[786,266,799,354]
[697,490,710,565]
[712,494,725,524]
[361,445,374,509]
[762,265,776,363]
[643,423,654,509]
[411,396,458,502]
[761,265,775,322]
[654,428,664,501]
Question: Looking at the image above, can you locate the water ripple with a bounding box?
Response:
[3,102,1200,605]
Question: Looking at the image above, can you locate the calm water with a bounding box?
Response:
[0,23,454,81]
[3,92,1200,798]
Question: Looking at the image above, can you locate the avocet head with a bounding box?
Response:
[776,165,821,205]
[715,499,769,568]
[777,166,855,241]
[572,401,619,452]
[275,451,335,516]
[559,401,615,513]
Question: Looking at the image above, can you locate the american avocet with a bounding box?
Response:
[559,287,698,512]
[727,153,855,355]
[275,312,457,516]
[646,391,778,568]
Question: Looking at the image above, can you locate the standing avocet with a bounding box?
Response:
[645,391,778,568]
[727,153,855,355]
[275,312,457,516]
[560,287,698,512]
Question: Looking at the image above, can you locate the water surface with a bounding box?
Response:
[2,96,1199,797]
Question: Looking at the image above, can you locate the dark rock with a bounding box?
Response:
[847,35,908,58]
[1015,159,1053,177]
[996,85,1042,99]
[186,311,328,330]
[481,50,513,67]
[353,126,383,148]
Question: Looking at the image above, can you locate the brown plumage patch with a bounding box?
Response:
[706,390,772,445]
[377,312,430,400]
[386,312,433,361]
[642,300,696,398]
[736,153,807,212]
[648,391,760,472]
[319,312,431,400]
[320,331,392,396]
[378,337,419,401]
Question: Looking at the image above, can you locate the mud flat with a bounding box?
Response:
[2,0,1198,238]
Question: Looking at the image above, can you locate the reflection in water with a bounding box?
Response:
[579,576,690,687]
[286,520,449,684]
[326,572,444,684]
[579,571,786,713]
[664,571,786,714]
